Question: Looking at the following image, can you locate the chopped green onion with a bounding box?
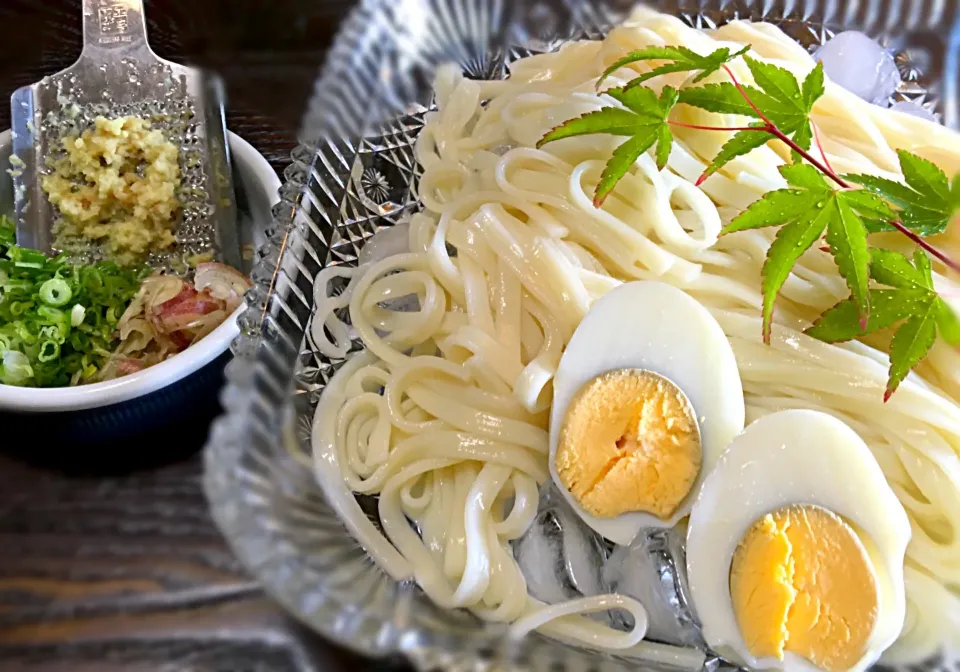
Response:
[39,278,73,306]
[39,324,65,343]
[37,306,65,323]
[83,270,103,292]
[37,340,60,362]
[1,350,33,385]
[10,248,47,266]
[0,215,149,387]
[14,322,36,344]
[91,309,106,329]
[70,331,87,351]
[70,304,86,327]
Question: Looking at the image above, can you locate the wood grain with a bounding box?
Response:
[0,1,407,670]
[0,453,393,671]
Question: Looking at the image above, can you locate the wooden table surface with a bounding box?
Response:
[0,1,402,670]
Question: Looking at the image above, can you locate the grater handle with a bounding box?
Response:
[81,0,150,54]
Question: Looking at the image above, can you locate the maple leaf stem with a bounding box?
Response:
[668,121,765,132]
[886,219,960,273]
[812,122,835,176]
[765,124,844,184]
[722,65,775,127]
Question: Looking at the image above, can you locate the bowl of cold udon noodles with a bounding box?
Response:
[204,1,960,670]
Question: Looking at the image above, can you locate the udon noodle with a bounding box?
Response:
[310,7,960,664]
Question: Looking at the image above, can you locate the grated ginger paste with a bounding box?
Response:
[41,116,180,265]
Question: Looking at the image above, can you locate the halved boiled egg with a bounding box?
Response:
[548,281,745,545]
[686,409,911,672]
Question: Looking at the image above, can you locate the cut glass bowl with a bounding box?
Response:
[203,1,960,670]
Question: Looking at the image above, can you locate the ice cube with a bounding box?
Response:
[513,487,609,605]
[556,506,606,597]
[603,528,704,647]
[514,509,570,605]
[890,100,939,123]
[814,31,900,106]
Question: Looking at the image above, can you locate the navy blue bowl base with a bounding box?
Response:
[0,352,231,450]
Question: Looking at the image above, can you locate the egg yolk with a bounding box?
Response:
[554,369,701,519]
[729,505,879,672]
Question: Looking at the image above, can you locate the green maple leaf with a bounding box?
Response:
[723,163,893,342]
[677,59,825,180]
[807,248,960,400]
[951,168,960,211]
[537,86,678,205]
[698,123,770,185]
[597,45,750,90]
[845,150,958,236]
[675,82,756,116]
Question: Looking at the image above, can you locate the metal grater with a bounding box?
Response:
[10,0,240,273]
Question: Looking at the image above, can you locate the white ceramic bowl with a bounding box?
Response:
[0,130,281,414]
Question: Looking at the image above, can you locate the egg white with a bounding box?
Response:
[686,409,911,672]
[548,281,745,545]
